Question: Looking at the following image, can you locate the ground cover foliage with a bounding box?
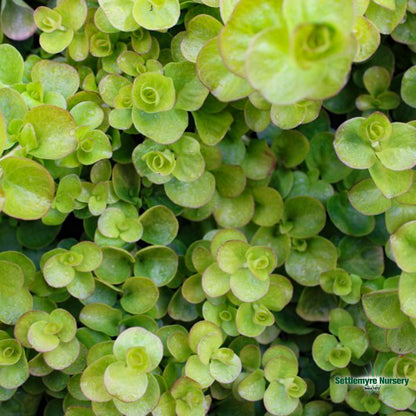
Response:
[1,0,416,415]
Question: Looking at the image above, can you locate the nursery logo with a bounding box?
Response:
[333,362,409,393]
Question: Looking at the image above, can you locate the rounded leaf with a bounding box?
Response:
[0,157,55,220]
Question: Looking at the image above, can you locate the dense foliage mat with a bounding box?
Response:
[1,0,416,415]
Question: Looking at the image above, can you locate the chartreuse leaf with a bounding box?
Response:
[354,16,380,63]
[238,369,266,401]
[132,0,180,30]
[132,107,188,145]
[0,338,22,366]
[209,348,241,383]
[0,352,29,389]
[0,44,24,86]
[0,157,55,220]
[362,289,408,329]
[132,72,175,114]
[264,380,299,416]
[165,171,215,208]
[165,62,208,112]
[80,355,116,402]
[193,110,233,146]
[376,123,416,171]
[236,303,274,337]
[140,205,178,245]
[401,66,416,109]
[22,105,77,159]
[98,0,139,31]
[43,337,80,370]
[113,373,160,415]
[214,190,254,228]
[113,327,163,371]
[348,178,391,215]
[31,60,79,99]
[334,117,376,169]
[197,37,252,102]
[369,160,413,198]
[202,264,230,298]
[121,277,159,314]
[104,360,148,402]
[366,0,407,34]
[181,15,222,63]
[390,221,416,272]
[219,0,282,77]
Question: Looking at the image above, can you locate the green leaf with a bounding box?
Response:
[113,327,163,371]
[184,354,214,388]
[235,303,273,337]
[31,60,79,99]
[132,0,180,30]
[165,62,209,112]
[366,0,407,34]
[132,72,175,114]
[98,0,139,31]
[348,178,391,215]
[238,369,266,402]
[362,289,408,329]
[197,37,252,102]
[121,277,159,315]
[79,303,122,336]
[0,353,28,389]
[213,190,254,228]
[230,269,270,302]
[376,123,416,171]
[23,105,77,159]
[39,28,74,55]
[112,373,160,416]
[70,102,104,129]
[284,196,326,238]
[379,384,415,410]
[401,66,416,108]
[193,110,233,146]
[286,237,337,286]
[104,360,148,402]
[209,348,241,383]
[165,171,215,208]
[0,157,55,220]
[327,191,375,237]
[0,44,23,86]
[43,337,80,370]
[390,221,416,272]
[0,339,22,366]
[134,246,177,287]
[264,380,299,416]
[201,264,230,298]
[338,326,368,359]
[94,247,134,285]
[181,15,222,63]
[80,355,116,402]
[296,286,338,322]
[132,107,188,145]
[140,205,178,245]
[219,0,282,77]
[334,117,376,169]
[369,160,413,198]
